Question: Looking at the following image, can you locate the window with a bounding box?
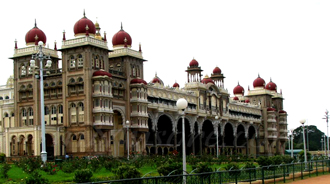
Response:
[0,97,3,100]
[4,113,8,117]
[29,119,33,126]
[95,99,99,107]
[21,65,26,76]
[22,109,27,117]
[52,106,56,114]
[44,107,49,115]
[95,56,99,68]
[80,134,84,140]
[71,103,76,108]
[79,103,84,111]
[58,88,62,94]
[72,135,77,140]
[11,113,14,117]
[70,56,75,68]
[59,105,63,114]
[78,54,83,67]
[29,108,33,116]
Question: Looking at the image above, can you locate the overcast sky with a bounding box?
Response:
[1,0,330,137]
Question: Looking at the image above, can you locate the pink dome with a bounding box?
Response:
[74,13,96,36]
[189,59,199,67]
[233,83,244,95]
[253,75,265,88]
[213,67,221,74]
[25,22,47,45]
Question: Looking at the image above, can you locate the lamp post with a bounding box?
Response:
[290,129,294,158]
[300,119,307,170]
[287,130,291,152]
[324,134,327,157]
[321,138,324,155]
[126,120,130,160]
[215,116,219,158]
[30,41,52,164]
[323,110,329,158]
[176,98,188,183]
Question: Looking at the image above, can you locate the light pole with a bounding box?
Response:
[287,130,291,152]
[215,116,219,158]
[300,119,308,170]
[324,134,327,157]
[290,129,294,158]
[30,41,52,164]
[321,138,324,155]
[323,110,329,158]
[126,120,130,160]
[176,98,188,183]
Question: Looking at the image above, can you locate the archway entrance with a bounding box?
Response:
[236,124,246,154]
[248,126,257,157]
[18,135,25,156]
[224,123,234,155]
[177,118,191,155]
[156,115,173,155]
[111,110,124,157]
[46,134,54,159]
[194,122,201,155]
[202,120,215,155]
[146,118,155,154]
[26,135,33,156]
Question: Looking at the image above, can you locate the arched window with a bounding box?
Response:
[22,109,27,117]
[44,107,49,115]
[70,55,75,68]
[4,113,8,117]
[78,54,83,67]
[79,103,84,111]
[52,106,56,114]
[59,105,63,114]
[21,65,26,76]
[11,113,14,117]
[80,134,84,140]
[29,108,33,116]
[95,56,99,68]
[71,103,76,108]
[72,135,77,140]
[0,97,3,100]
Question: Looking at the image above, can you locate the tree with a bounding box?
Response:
[292,125,324,151]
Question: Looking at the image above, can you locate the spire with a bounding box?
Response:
[34,19,37,28]
[63,30,66,41]
[83,9,86,18]
[238,81,240,86]
[280,89,282,94]
[258,73,260,78]
[104,31,107,42]
[270,77,272,82]
[139,42,141,52]
[155,72,157,77]
[121,22,123,30]
[54,40,57,50]
[248,85,250,91]
[14,39,17,49]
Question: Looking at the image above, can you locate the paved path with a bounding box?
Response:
[290,174,330,184]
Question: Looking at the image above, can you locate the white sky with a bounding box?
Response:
[1,0,330,135]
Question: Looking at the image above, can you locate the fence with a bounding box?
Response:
[83,160,330,184]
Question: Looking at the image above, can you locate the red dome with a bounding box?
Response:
[152,77,160,84]
[112,24,132,47]
[253,75,265,88]
[279,110,287,114]
[189,59,199,67]
[213,67,221,74]
[245,99,250,103]
[233,96,239,101]
[173,82,180,88]
[201,75,215,84]
[233,83,244,95]
[265,79,277,91]
[93,70,112,78]
[74,15,96,36]
[130,78,147,85]
[267,107,276,111]
[25,23,47,45]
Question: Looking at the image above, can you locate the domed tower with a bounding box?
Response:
[150,73,164,86]
[210,66,225,88]
[25,20,47,46]
[186,58,203,82]
[73,11,96,37]
[112,23,132,49]
[201,75,215,85]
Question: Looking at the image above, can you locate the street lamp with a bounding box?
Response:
[287,130,291,152]
[321,138,324,155]
[176,98,188,182]
[126,120,130,160]
[324,134,327,157]
[215,116,219,158]
[30,41,52,164]
[323,110,329,158]
[290,129,294,158]
[300,119,308,170]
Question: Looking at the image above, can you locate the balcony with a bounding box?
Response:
[92,92,113,98]
[14,45,58,58]
[93,107,113,114]
[93,121,113,130]
[130,112,148,118]
[108,48,143,59]
[62,36,108,50]
[267,127,277,132]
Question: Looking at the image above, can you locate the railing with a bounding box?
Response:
[83,160,330,184]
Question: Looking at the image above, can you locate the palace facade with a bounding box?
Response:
[1,13,288,158]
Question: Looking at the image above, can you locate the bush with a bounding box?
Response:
[115,165,141,179]
[15,157,42,173]
[193,162,213,173]
[104,158,121,172]
[271,155,283,165]
[157,159,182,176]
[41,162,58,175]
[74,169,93,183]
[1,163,10,178]
[282,155,294,164]
[298,151,311,161]
[225,162,240,177]
[25,171,50,184]
[244,162,256,169]
[61,161,74,173]
[89,156,101,172]
[256,156,272,167]
[0,153,5,163]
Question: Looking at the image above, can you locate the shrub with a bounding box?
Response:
[1,163,10,178]
[0,153,5,163]
[115,165,141,179]
[282,155,294,164]
[104,158,121,172]
[61,161,74,173]
[256,156,272,167]
[41,162,58,175]
[193,162,213,173]
[74,169,93,183]
[89,156,101,172]
[298,151,311,161]
[271,155,283,165]
[157,159,182,176]
[244,162,256,169]
[25,171,50,184]
[15,157,42,173]
[225,162,240,177]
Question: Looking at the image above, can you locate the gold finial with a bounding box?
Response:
[124,37,127,43]
[85,25,89,30]
[34,35,38,40]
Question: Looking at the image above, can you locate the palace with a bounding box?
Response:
[0,13,288,158]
